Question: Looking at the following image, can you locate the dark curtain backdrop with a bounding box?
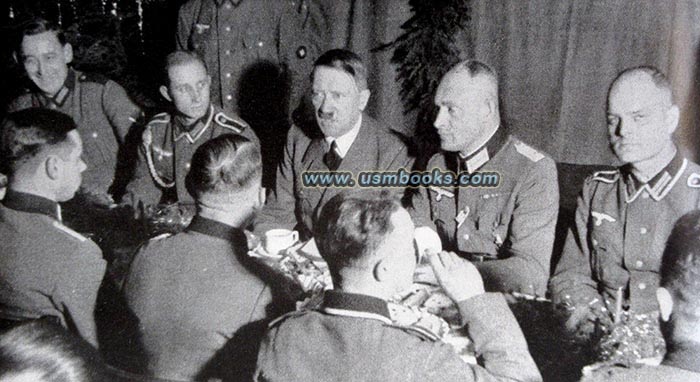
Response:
[1,0,698,164]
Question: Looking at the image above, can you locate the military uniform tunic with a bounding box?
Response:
[8,68,142,197]
[410,128,559,295]
[255,290,541,382]
[0,190,106,347]
[177,0,322,116]
[124,216,275,381]
[551,153,700,314]
[125,104,258,206]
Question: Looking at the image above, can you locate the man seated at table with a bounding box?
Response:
[125,50,259,208]
[550,67,700,334]
[409,60,558,296]
[0,109,105,347]
[9,17,142,204]
[255,192,541,381]
[582,210,700,381]
[254,49,412,240]
[124,133,282,381]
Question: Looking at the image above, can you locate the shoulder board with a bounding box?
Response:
[78,72,109,85]
[214,112,247,134]
[384,323,440,342]
[268,309,310,329]
[687,173,700,188]
[52,221,88,242]
[513,141,544,162]
[590,170,620,184]
[147,113,171,126]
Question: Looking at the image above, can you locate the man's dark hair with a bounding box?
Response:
[185,134,261,200]
[163,50,208,87]
[311,49,368,90]
[0,108,77,174]
[0,320,107,382]
[16,17,67,56]
[660,210,700,324]
[315,191,401,278]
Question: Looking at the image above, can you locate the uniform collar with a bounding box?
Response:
[324,115,362,158]
[458,125,507,173]
[215,0,242,7]
[663,340,700,373]
[174,105,215,144]
[623,151,686,203]
[320,290,393,324]
[187,215,244,241]
[36,69,75,109]
[2,190,62,221]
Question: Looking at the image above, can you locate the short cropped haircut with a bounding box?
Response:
[16,18,67,56]
[660,210,700,323]
[0,108,77,174]
[312,49,368,90]
[610,66,674,105]
[315,192,402,277]
[185,134,261,200]
[163,50,208,86]
[0,320,106,382]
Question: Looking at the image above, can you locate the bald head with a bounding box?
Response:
[609,66,674,108]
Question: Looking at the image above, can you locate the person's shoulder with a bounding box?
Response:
[76,70,110,86]
[213,109,253,135]
[144,112,172,134]
[508,135,555,166]
[682,157,700,190]
[8,91,33,112]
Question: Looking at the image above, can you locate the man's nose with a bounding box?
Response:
[188,88,201,103]
[434,107,448,129]
[617,118,634,137]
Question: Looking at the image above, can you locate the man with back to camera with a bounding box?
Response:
[125,50,259,208]
[409,59,559,296]
[550,67,700,335]
[0,108,106,347]
[255,192,541,381]
[124,134,284,381]
[8,17,142,204]
[581,210,700,381]
[254,48,413,240]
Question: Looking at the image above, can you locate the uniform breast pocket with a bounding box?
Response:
[590,227,627,288]
[189,25,212,54]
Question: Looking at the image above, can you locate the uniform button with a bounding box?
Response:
[635,260,644,268]
[257,41,264,47]
[225,26,231,32]
[462,234,469,241]
[185,162,191,169]
[296,46,307,59]
[640,227,648,234]
[638,283,647,290]
[225,73,232,78]
[225,49,231,55]
[91,132,98,138]
[592,239,598,246]
[225,2,232,9]
[225,95,233,101]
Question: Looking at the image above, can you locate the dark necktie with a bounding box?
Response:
[324,141,342,171]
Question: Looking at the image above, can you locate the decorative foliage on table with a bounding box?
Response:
[143,203,195,237]
[376,0,473,168]
[595,311,665,366]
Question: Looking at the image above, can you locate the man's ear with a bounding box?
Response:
[45,155,61,181]
[666,105,680,135]
[358,89,371,112]
[160,85,172,102]
[657,287,674,322]
[63,43,73,64]
[373,258,390,283]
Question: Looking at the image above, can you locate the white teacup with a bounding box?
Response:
[264,229,299,256]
